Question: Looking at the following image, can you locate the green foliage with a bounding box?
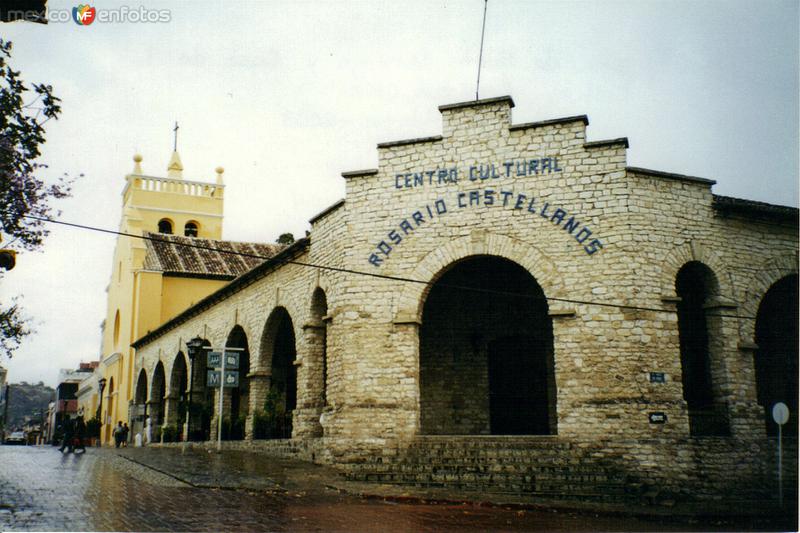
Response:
[253,389,288,439]
[161,425,179,443]
[276,232,294,245]
[85,417,101,439]
[0,40,78,360]
[3,380,53,427]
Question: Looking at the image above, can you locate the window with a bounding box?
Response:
[184,221,199,237]
[158,219,173,234]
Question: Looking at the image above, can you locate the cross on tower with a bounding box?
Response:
[173,121,179,152]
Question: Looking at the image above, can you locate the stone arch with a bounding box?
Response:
[133,369,149,439]
[308,287,329,409]
[754,274,799,436]
[256,306,297,438]
[224,325,250,440]
[393,232,561,323]
[674,261,730,436]
[659,241,734,301]
[740,253,798,341]
[149,361,166,426]
[167,352,188,438]
[419,255,557,435]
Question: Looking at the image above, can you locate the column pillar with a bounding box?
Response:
[246,369,271,439]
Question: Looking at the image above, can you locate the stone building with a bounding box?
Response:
[131,96,797,501]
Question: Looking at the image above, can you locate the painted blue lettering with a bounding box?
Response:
[514,194,527,210]
[389,230,402,245]
[480,165,491,180]
[435,199,447,214]
[457,192,467,208]
[404,173,412,187]
[504,161,514,176]
[395,175,403,189]
[551,208,567,225]
[469,166,478,181]
[369,254,382,267]
[529,160,539,175]
[438,169,448,183]
[563,216,580,234]
[501,191,513,206]
[412,211,424,226]
[542,158,552,173]
[378,241,392,256]
[449,168,458,183]
[540,202,551,218]
[584,239,603,255]
[426,205,434,218]
[574,227,592,244]
[527,198,537,213]
[426,170,435,184]
[553,157,562,172]
[399,219,414,234]
[484,189,495,206]
[413,173,424,187]
[516,161,527,176]
[469,190,480,206]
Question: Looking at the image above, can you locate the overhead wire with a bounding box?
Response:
[10,212,758,320]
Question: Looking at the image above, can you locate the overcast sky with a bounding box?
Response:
[1,0,797,386]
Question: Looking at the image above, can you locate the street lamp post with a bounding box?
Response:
[185,337,205,442]
[97,377,107,446]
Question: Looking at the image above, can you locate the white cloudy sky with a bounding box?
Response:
[0,0,797,386]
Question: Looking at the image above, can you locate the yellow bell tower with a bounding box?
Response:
[97,150,225,443]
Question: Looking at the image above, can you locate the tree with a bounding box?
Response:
[0,39,75,358]
[276,232,295,245]
[0,39,72,249]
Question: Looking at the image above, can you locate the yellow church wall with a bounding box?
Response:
[160,276,230,323]
[96,153,227,444]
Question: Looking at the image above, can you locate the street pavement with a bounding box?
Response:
[0,444,791,532]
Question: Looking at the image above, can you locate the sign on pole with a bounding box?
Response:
[207,370,239,388]
[773,402,790,508]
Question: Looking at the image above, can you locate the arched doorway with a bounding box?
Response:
[188,339,213,441]
[168,353,188,441]
[224,326,250,440]
[150,362,166,435]
[754,274,799,436]
[419,256,556,435]
[310,288,329,408]
[675,261,729,436]
[133,370,148,440]
[258,307,297,438]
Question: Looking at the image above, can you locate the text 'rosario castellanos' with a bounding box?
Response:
[395,158,562,189]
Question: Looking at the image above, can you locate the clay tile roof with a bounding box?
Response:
[143,232,284,280]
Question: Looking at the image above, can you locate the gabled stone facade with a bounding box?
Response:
[132,96,797,500]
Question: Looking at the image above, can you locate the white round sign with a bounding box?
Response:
[772,402,790,425]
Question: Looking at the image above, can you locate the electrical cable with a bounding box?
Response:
[12,212,758,320]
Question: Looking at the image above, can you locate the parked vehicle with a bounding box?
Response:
[4,431,26,445]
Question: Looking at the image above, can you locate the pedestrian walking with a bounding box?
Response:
[113,421,124,448]
[73,416,87,453]
[58,417,75,453]
[122,423,129,447]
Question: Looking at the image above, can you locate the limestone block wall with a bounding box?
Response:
[133,96,797,472]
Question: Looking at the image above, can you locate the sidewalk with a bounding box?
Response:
[106,445,797,531]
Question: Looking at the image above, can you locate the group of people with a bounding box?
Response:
[57,415,87,454]
[112,421,130,447]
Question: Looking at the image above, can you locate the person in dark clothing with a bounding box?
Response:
[113,421,124,448]
[58,417,74,453]
[73,416,87,453]
[122,423,129,447]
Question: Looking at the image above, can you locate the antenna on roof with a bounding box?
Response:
[173,121,179,152]
[475,0,488,101]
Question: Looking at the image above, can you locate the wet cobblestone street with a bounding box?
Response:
[0,445,787,532]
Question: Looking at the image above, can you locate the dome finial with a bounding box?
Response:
[132,153,143,174]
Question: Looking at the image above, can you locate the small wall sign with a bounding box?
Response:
[649,372,666,383]
[648,412,668,424]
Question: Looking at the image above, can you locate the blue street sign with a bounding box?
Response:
[207,370,239,388]
[207,351,239,370]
